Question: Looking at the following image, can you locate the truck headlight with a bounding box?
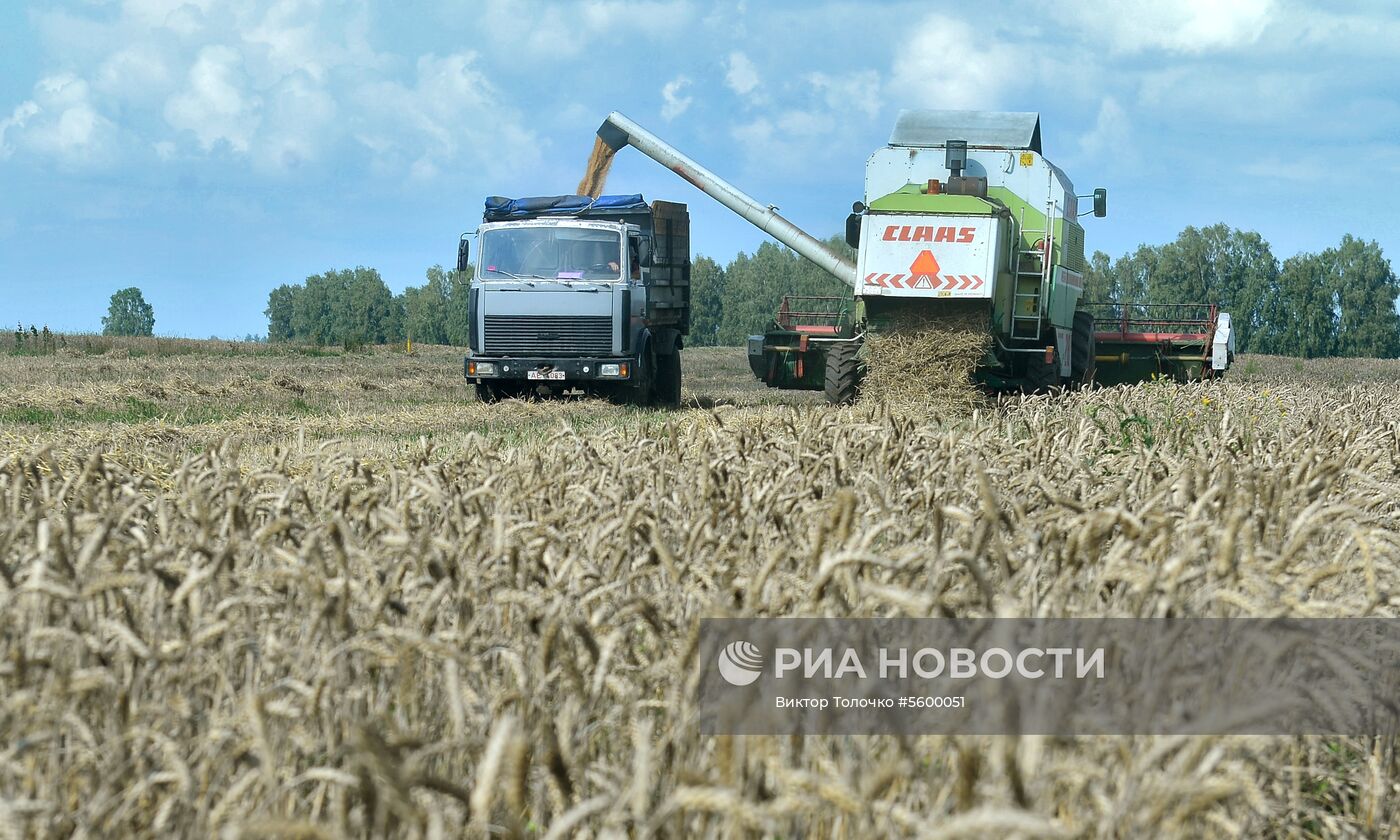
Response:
[600,363,628,378]
[468,361,496,376]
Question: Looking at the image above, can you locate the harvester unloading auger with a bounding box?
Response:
[597,110,1235,404]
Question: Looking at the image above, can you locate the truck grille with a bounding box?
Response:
[483,315,613,356]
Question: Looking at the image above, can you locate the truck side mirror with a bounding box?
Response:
[845,203,864,249]
[1093,188,1107,218]
[456,236,470,272]
[637,238,652,267]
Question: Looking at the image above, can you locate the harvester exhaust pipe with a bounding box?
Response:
[597,111,859,289]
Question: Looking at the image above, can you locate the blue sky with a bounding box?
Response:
[2,0,1398,338]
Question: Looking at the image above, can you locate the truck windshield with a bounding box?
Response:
[479,227,624,280]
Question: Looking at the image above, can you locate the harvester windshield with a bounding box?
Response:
[479,226,625,280]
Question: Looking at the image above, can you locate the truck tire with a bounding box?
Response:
[627,340,657,407]
[824,342,861,406]
[1071,311,1097,387]
[1024,345,1060,393]
[477,382,527,402]
[653,350,682,408]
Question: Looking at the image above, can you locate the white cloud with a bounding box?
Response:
[240,0,385,86]
[354,52,539,182]
[5,0,673,182]
[661,76,693,121]
[725,51,760,97]
[1079,97,1132,159]
[477,0,695,60]
[164,46,262,153]
[119,0,218,36]
[806,70,880,120]
[95,46,175,105]
[730,108,843,177]
[1137,65,1325,126]
[0,74,118,167]
[255,71,337,170]
[888,15,1017,108]
[1273,6,1400,57]
[702,0,747,37]
[119,0,219,36]
[727,67,882,176]
[0,102,41,158]
[1065,0,1275,54]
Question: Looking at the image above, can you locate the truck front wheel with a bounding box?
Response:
[476,382,529,403]
[475,382,502,403]
[621,341,656,407]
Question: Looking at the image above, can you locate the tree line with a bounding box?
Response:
[265,266,471,348]
[263,225,1399,359]
[1084,225,1400,358]
[687,236,854,347]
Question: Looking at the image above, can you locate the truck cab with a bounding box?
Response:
[461,194,691,405]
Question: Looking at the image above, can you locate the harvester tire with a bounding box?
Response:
[824,342,861,406]
[1024,346,1059,394]
[1072,311,1097,387]
[653,350,682,408]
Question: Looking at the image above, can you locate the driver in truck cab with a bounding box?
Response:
[608,241,641,278]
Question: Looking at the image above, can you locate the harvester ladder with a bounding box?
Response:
[1011,201,1057,341]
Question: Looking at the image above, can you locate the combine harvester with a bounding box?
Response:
[595,110,1234,403]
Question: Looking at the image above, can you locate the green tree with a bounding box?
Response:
[1328,235,1400,358]
[291,273,335,345]
[269,267,406,347]
[1150,225,1278,352]
[687,256,725,346]
[1274,253,1338,358]
[265,284,298,342]
[1082,245,1155,306]
[101,287,155,336]
[443,267,473,347]
[1083,250,1115,302]
[712,237,850,346]
[342,267,401,345]
[402,265,470,345]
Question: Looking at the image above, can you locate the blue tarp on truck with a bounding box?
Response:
[483,194,648,222]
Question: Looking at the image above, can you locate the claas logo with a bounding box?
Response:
[882,225,975,243]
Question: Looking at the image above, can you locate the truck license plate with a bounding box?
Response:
[528,370,566,381]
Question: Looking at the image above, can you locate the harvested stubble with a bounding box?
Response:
[859,301,990,414]
[2,345,1400,837]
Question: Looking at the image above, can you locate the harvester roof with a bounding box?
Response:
[483,194,649,222]
[889,110,1041,153]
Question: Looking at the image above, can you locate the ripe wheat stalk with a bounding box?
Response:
[0,345,1397,836]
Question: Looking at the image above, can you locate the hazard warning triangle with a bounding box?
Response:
[908,250,941,289]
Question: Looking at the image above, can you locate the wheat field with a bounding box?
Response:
[2,343,1398,838]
